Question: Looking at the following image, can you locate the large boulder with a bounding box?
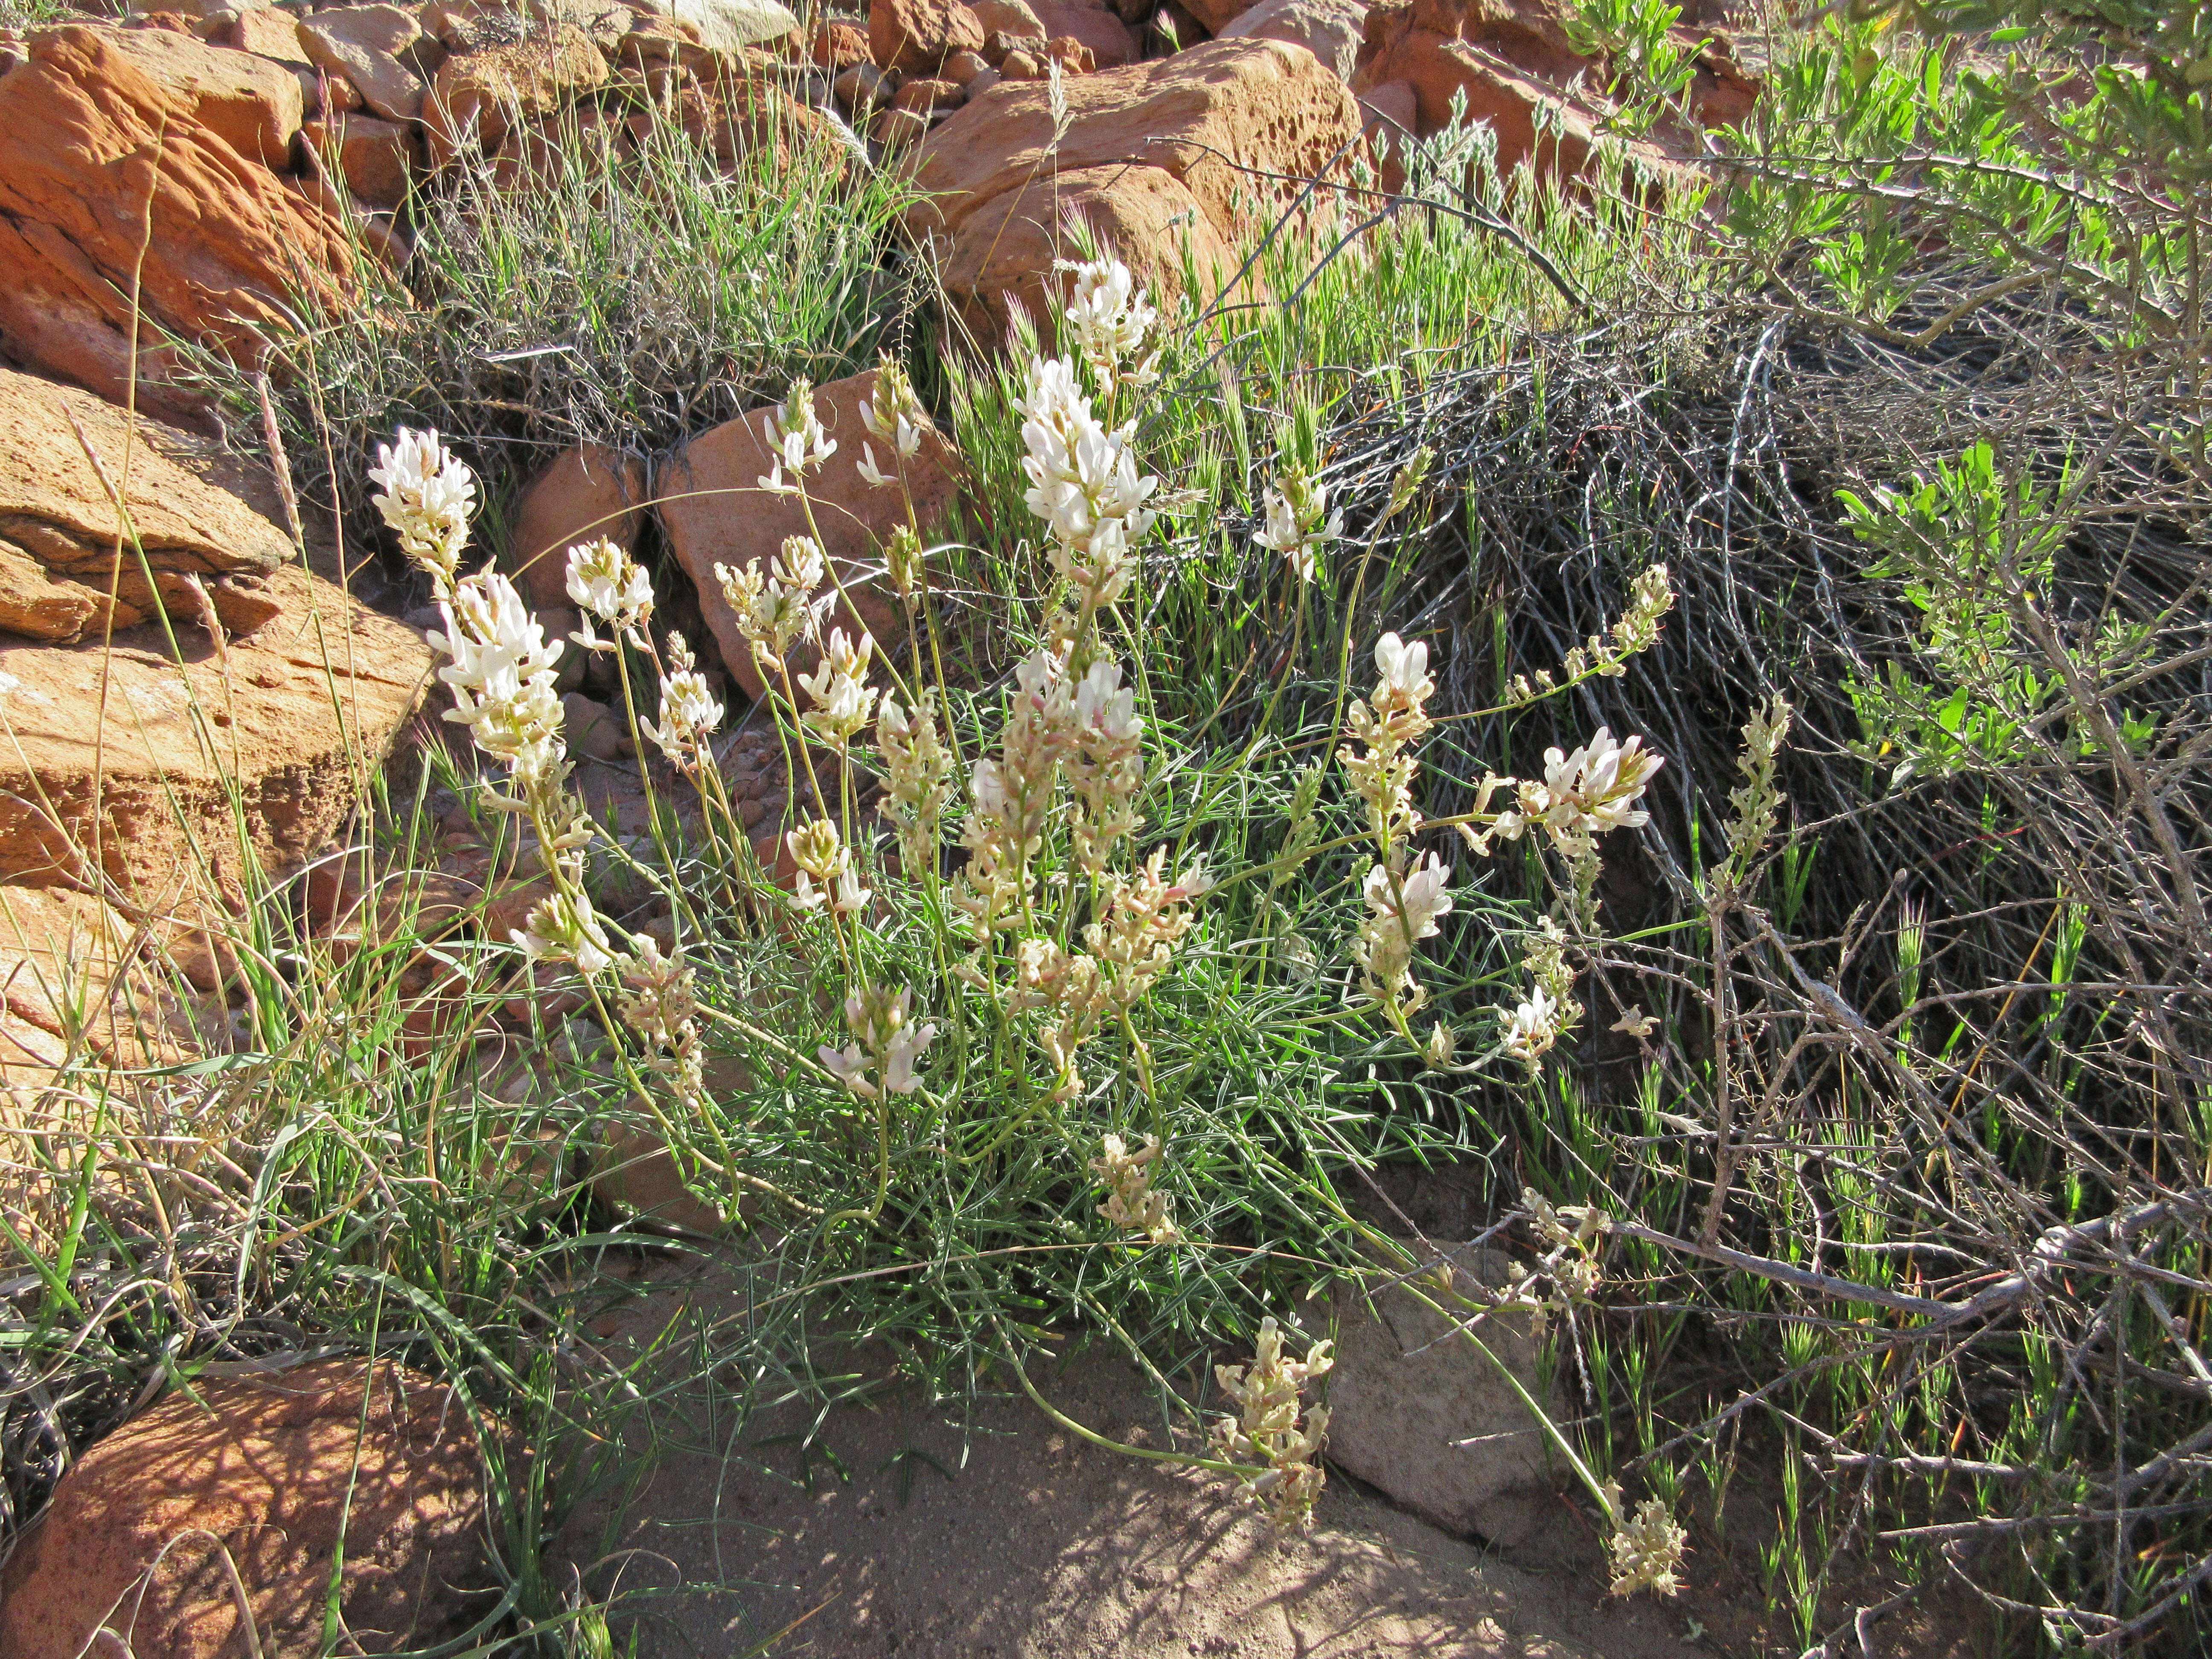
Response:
[1217,0,1367,79]
[672,0,802,53]
[659,366,961,701]
[0,26,356,416]
[0,558,431,914]
[0,364,293,638]
[870,0,987,73]
[422,20,610,165]
[1350,0,1756,177]
[906,39,1359,340]
[0,1360,489,1659]
[502,444,649,613]
[297,3,428,122]
[1029,0,1136,65]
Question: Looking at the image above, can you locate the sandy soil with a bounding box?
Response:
[560,1259,1710,1659]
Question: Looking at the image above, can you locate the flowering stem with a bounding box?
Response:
[990,1318,1264,1481]
[821,1098,891,1230]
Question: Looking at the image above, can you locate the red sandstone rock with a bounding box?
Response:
[0,1361,489,1659]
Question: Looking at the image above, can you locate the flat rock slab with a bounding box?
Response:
[0,562,431,913]
[568,1261,1703,1659]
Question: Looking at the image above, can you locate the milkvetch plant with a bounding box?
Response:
[365,255,1688,1569]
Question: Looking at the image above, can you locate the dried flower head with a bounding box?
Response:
[1211,1317,1335,1533]
[1604,1486,1688,1598]
[1091,1132,1179,1243]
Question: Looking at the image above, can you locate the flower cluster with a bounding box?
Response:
[1338,633,1435,850]
[953,648,1075,941]
[617,934,704,1109]
[1067,660,1144,877]
[1007,849,1209,1102]
[1209,1318,1334,1533]
[1496,919,1582,1071]
[758,378,837,496]
[1605,1486,1689,1598]
[1339,634,1452,1019]
[565,536,653,646]
[1479,725,1665,917]
[1059,255,1160,397]
[877,688,955,875]
[1254,467,1342,585]
[429,570,576,827]
[368,428,475,591]
[1353,853,1453,1015]
[1091,1132,1178,1244]
[1503,563,1675,706]
[1019,356,1159,612]
[819,982,938,1099]
[640,632,724,775]
[718,536,832,678]
[856,358,933,488]
[512,887,617,977]
[1722,691,1793,884]
[788,817,869,916]
[797,627,878,752]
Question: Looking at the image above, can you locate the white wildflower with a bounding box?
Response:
[787,817,867,915]
[952,646,1075,942]
[1499,987,1560,1068]
[428,570,569,807]
[618,934,705,1108]
[640,631,723,774]
[818,982,937,1099]
[716,536,832,676]
[1058,255,1160,396]
[797,626,878,751]
[369,428,475,591]
[859,359,932,460]
[1338,632,1436,849]
[1018,354,1159,609]
[1254,468,1342,584]
[1424,1023,1457,1069]
[760,378,836,498]
[564,537,653,640]
[1353,852,1452,1013]
[512,887,616,977]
